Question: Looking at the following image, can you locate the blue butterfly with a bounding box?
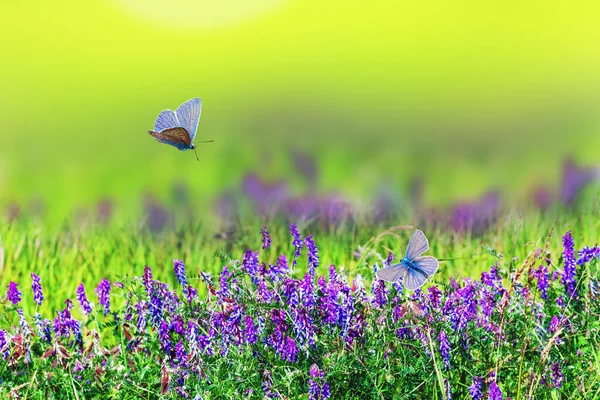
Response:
[376,229,439,290]
[148,98,213,161]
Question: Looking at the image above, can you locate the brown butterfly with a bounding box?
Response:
[148,98,213,161]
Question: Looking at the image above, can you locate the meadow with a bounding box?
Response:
[1,154,600,398]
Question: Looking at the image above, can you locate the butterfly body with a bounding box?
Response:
[148,98,212,160]
[376,229,439,290]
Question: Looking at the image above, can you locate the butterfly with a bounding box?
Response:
[375,229,439,290]
[148,98,213,161]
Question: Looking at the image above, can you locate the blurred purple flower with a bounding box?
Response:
[144,195,170,232]
[291,148,318,188]
[561,158,597,205]
[76,283,93,315]
[96,198,113,224]
[31,273,44,306]
[95,278,111,316]
[6,282,22,305]
[561,231,577,298]
[531,185,554,210]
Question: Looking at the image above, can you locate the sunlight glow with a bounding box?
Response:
[112,0,290,29]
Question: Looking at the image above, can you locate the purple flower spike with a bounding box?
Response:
[550,362,564,388]
[31,273,44,306]
[305,235,319,277]
[76,283,93,315]
[438,330,450,369]
[577,246,600,265]
[143,265,153,294]
[469,376,483,400]
[174,259,188,287]
[244,315,258,344]
[488,380,502,400]
[261,226,272,250]
[533,265,549,299]
[7,282,22,305]
[95,278,111,316]
[561,231,578,298]
[290,223,303,267]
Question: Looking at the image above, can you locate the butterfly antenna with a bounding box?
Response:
[193,147,199,161]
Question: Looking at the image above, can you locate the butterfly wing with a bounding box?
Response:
[175,98,202,142]
[376,263,407,283]
[154,109,180,132]
[404,268,429,290]
[405,229,429,260]
[411,256,439,277]
[148,127,191,150]
[403,256,439,290]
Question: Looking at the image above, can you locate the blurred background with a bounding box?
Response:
[1,0,600,227]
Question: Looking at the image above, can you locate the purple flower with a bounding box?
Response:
[438,330,450,369]
[372,279,388,308]
[149,290,163,327]
[533,265,549,299]
[309,364,323,400]
[243,250,260,284]
[244,315,258,344]
[561,231,577,298]
[561,158,597,205]
[0,330,7,360]
[6,282,22,305]
[217,266,230,303]
[488,380,502,400]
[159,320,171,353]
[263,370,275,399]
[469,376,483,400]
[290,223,303,267]
[174,259,188,287]
[76,283,93,315]
[321,382,331,399]
[269,255,289,282]
[31,273,44,306]
[305,235,319,276]
[428,286,442,309]
[577,246,600,265]
[175,340,187,366]
[261,226,272,250]
[299,273,315,308]
[95,278,111,316]
[143,265,153,295]
[17,308,31,338]
[444,379,452,400]
[550,362,563,388]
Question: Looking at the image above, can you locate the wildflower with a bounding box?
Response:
[577,246,600,265]
[444,378,452,400]
[561,231,577,298]
[261,226,272,249]
[283,278,299,307]
[488,380,502,400]
[31,273,44,306]
[372,279,388,308]
[438,330,450,369]
[290,223,303,267]
[175,340,187,366]
[0,330,7,360]
[244,315,258,345]
[173,259,188,287]
[299,273,315,308]
[428,286,442,309]
[533,265,549,299]
[469,376,483,400]
[269,255,289,282]
[76,283,93,315]
[159,320,172,353]
[17,309,31,338]
[149,290,163,327]
[309,364,323,400]
[6,282,22,305]
[263,370,275,398]
[143,265,153,295]
[95,278,111,316]
[550,362,563,388]
[305,235,319,276]
[242,250,260,284]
